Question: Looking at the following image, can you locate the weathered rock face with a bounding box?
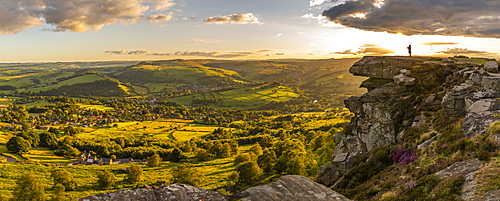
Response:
[79,184,229,201]
[433,159,483,201]
[349,56,428,79]
[440,64,500,136]
[434,159,483,179]
[317,57,429,186]
[80,176,350,201]
[343,87,410,152]
[484,61,499,73]
[239,175,351,201]
[316,56,500,198]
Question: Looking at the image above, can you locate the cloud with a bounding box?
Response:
[302,13,341,27]
[185,39,216,43]
[421,42,460,46]
[0,0,45,34]
[146,14,174,22]
[322,0,500,38]
[106,49,281,58]
[105,50,169,56]
[0,0,176,34]
[434,48,499,58]
[204,13,261,24]
[149,0,175,11]
[332,44,395,55]
[105,50,150,55]
[310,0,328,7]
[174,51,256,58]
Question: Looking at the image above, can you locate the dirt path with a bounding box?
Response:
[0,154,15,162]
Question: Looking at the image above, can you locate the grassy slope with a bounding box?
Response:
[167,84,300,110]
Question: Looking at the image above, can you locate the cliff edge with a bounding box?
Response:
[317,56,500,200]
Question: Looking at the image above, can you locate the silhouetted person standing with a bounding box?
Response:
[407,44,412,57]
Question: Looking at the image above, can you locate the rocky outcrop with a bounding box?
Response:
[80,175,350,201]
[318,57,429,185]
[349,56,428,79]
[239,175,351,201]
[434,159,483,179]
[484,61,499,73]
[319,56,500,188]
[79,184,229,201]
[440,64,500,136]
[485,190,500,201]
[433,159,484,201]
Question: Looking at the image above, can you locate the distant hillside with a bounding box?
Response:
[0,59,367,108]
[0,69,131,97]
[108,60,246,94]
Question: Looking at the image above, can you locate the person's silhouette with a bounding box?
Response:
[407,44,412,57]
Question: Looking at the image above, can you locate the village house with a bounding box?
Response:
[99,158,112,165]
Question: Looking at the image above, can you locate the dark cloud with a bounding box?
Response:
[332,44,395,55]
[0,0,175,34]
[435,48,499,57]
[204,13,261,24]
[421,42,460,46]
[323,0,500,38]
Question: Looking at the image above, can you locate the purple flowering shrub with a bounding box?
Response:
[392,149,416,165]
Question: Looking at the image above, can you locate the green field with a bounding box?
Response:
[78,119,217,141]
[172,125,221,141]
[0,98,10,108]
[23,147,73,164]
[167,84,300,109]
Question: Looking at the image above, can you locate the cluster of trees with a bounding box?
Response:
[0,95,351,193]
[8,164,147,201]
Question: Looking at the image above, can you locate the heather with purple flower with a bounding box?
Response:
[405,181,416,190]
[392,149,416,165]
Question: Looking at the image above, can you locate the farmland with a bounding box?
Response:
[0,58,365,200]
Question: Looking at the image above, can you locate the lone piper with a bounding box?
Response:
[407,44,412,57]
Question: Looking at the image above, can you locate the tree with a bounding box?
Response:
[237,161,262,185]
[147,154,162,167]
[234,153,252,166]
[257,148,276,174]
[18,131,40,147]
[171,163,204,187]
[51,169,77,191]
[10,173,46,201]
[195,148,210,161]
[39,132,58,149]
[219,143,232,158]
[273,139,318,176]
[97,170,116,189]
[6,136,31,153]
[229,140,239,155]
[127,164,143,183]
[169,148,184,162]
[50,183,67,201]
[250,143,263,156]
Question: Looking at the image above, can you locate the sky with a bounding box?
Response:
[1,0,500,62]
